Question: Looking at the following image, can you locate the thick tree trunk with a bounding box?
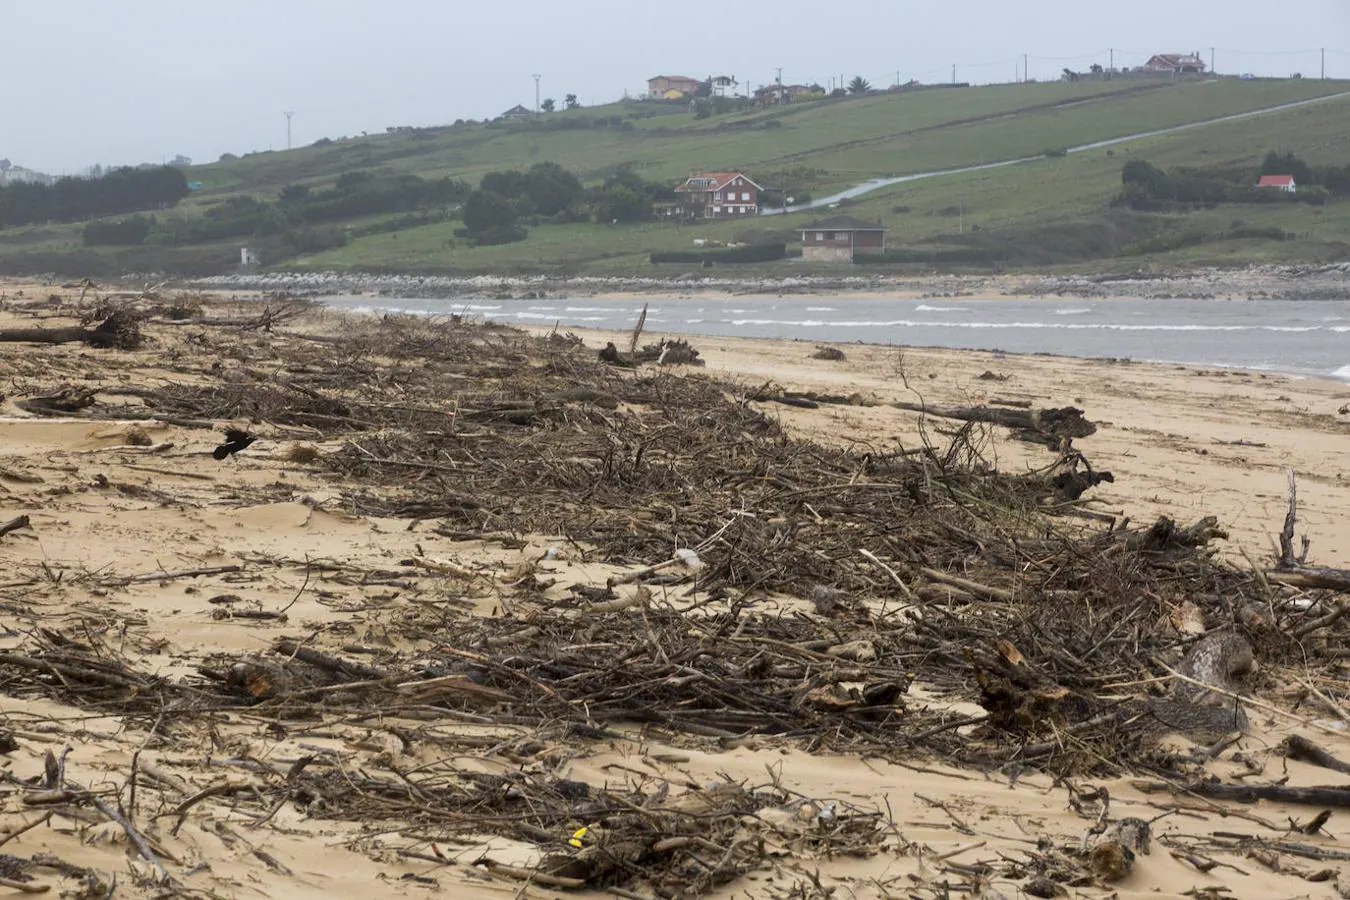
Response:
[0,311,142,350]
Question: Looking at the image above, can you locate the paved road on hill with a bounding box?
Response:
[761,90,1350,216]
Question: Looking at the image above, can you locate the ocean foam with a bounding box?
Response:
[721,318,1326,332]
[1333,364,1350,381]
[1054,307,1093,316]
[512,313,605,321]
[914,304,970,312]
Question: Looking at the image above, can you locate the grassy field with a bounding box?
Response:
[191,79,1347,196]
[284,81,1350,274]
[4,77,1349,277]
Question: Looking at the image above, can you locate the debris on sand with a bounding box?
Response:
[1,287,1349,897]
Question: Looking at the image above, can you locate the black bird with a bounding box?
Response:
[213,428,257,461]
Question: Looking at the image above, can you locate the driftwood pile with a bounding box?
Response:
[3,296,1350,896]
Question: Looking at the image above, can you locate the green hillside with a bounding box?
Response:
[3,77,1349,277]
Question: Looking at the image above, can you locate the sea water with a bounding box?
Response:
[323,295,1350,381]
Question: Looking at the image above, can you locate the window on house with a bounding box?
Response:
[714,206,722,214]
[815,232,825,241]
[825,232,836,241]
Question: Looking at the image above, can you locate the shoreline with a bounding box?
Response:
[518,321,1350,387]
[184,261,1350,302]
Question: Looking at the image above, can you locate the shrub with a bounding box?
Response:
[83,215,155,246]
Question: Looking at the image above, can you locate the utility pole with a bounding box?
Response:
[1210,47,1215,75]
[1023,54,1029,83]
[952,64,956,85]
[775,67,784,104]
[1109,48,1114,79]
[283,111,294,150]
[532,74,542,113]
[1323,48,1327,80]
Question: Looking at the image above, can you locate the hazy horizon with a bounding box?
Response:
[6,0,1349,174]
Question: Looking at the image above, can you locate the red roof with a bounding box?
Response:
[675,172,763,192]
[1258,175,1296,187]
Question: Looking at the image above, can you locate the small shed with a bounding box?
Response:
[800,216,888,261]
[1257,174,1297,194]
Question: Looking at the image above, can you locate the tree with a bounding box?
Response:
[524,162,582,217]
[279,184,311,205]
[564,94,580,110]
[462,189,518,233]
[593,185,647,223]
[0,159,10,172]
[541,98,556,113]
[847,76,871,95]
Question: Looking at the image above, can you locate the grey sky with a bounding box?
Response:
[6,0,1349,173]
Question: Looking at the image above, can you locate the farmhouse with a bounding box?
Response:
[799,216,888,262]
[673,172,762,218]
[647,75,704,99]
[710,75,738,97]
[1257,174,1297,193]
[1143,53,1207,75]
[498,104,533,121]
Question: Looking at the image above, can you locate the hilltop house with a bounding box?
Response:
[673,172,762,218]
[1257,174,1297,193]
[647,75,704,99]
[1143,53,1207,75]
[499,104,533,121]
[710,75,738,97]
[799,216,888,261]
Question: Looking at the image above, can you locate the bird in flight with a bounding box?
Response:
[213,428,257,461]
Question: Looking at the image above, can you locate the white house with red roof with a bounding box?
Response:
[673,172,763,218]
[1257,174,1297,193]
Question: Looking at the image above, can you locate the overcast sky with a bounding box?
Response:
[6,0,1349,173]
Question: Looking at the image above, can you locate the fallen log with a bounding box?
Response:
[1114,516,1227,552]
[1136,779,1350,808]
[1285,735,1350,776]
[889,402,1096,444]
[1267,567,1350,593]
[0,311,142,350]
[0,516,30,539]
[15,388,97,416]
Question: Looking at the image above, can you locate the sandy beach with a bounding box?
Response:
[1,279,1350,899]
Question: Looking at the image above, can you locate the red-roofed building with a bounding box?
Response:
[673,172,763,218]
[648,75,705,99]
[1144,52,1208,75]
[1257,174,1297,193]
